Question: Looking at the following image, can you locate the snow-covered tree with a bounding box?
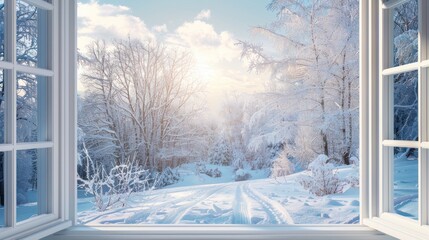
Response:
[208,136,232,166]
[271,150,295,179]
[79,38,202,171]
[239,0,359,166]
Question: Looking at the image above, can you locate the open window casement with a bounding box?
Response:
[361,0,429,239]
[0,0,75,239]
[0,0,428,239]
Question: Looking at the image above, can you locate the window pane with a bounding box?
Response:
[391,0,418,67]
[0,1,4,61]
[16,0,50,69]
[0,70,5,144]
[16,72,49,143]
[17,148,48,222]
[393,71,418,140]
[0,152,5,227]
[392,147,418,220]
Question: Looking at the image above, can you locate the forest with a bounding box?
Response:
[0,0,420,224]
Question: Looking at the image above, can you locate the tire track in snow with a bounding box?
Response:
[244,183,294,224]
[158,183,230,224]
[232,184,251,224]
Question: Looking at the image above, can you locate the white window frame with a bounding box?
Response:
[0,0,73,239]
[5,0,429,239]
[362,0,429,239]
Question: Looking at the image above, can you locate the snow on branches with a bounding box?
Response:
[298,155,345,196]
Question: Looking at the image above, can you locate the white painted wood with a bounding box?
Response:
[0,144,13,152]
[364,217,429,240]
[368,0,380,219]
[15,142,53,150]
[6,0,17,228]
[421,0,429,226]
[381,62,419,76]
[381,0,409,10]
[0,0,70,238]
[23,0,54,11]
[15,65,54,77]
[418,0,427,226]
[359,0,370,223]
[382,140,419,148]
[422,60,429,68]
[47,226,395,240]
[0,61,14,70]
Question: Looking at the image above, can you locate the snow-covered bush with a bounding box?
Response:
[108,163,151,205]
[195,163,222,178]
[78,144,152,211]
[271,150,295,178]
[206,168,222,178]
[154,167,180,188]
[235,169,251,181]
[298,155,345,196]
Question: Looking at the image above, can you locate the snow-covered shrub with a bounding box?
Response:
[77,143,152,211]
[205,168,222,178]
[16,192,27,205]
[235,169,251,181]
[196,162,207,174]
[350,156,359,166]
[107,163,151,205]
[271,150,295,178]
[154,167,180,188]
[298,155,345,196]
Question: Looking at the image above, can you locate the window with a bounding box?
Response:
[0,0,428,239]
[0,0,72,239]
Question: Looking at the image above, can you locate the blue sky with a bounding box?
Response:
[79,0,275,40]
[78,0,276,118]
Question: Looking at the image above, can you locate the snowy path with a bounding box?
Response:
[159,184,229,224]
[232,184,251,224]
[243,183,294,224]
[78,176,359,225]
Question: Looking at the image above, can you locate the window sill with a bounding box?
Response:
[44,225,393,240]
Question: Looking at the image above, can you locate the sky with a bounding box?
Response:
[78,0,276,119]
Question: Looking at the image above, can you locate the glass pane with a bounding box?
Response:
[0,1,4,61]
[16,72,49,143]
[16,0,50,69]
[0,152,5,227]
[391,0,418,67]
[393,147,418,220]
[0,70,5,144]
[393,71,418,140]
[17,148,48,222]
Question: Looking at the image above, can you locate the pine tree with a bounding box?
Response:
[208,137,232,166]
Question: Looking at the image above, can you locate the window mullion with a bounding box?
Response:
[5,0,17,228]
[418,0,429,226]
[379,3,393,216]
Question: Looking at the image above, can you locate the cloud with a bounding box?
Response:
[152,24,168,33]
[78,2,155,52]
[195,9,211,20]
[165,19,269,104]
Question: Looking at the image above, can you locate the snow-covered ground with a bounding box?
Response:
[0,157,418,225]
[77,164,361,225]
